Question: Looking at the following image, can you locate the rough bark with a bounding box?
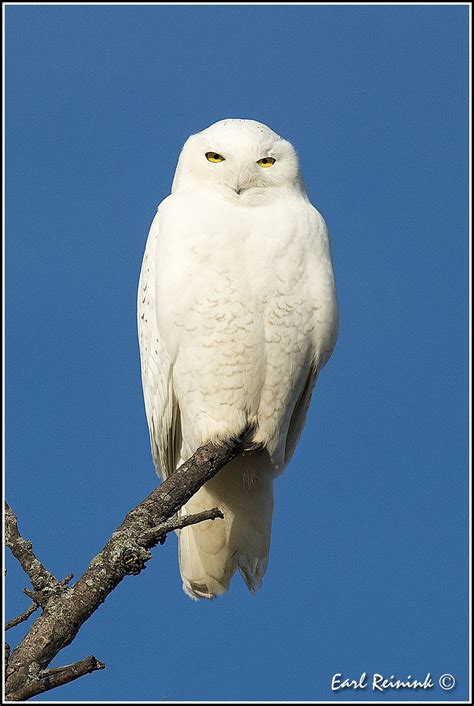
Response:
[5,436,246,700]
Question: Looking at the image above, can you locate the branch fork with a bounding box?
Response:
[5,435,246,700]
[6,655,105,701]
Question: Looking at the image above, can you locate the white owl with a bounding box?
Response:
[138,119,338,599]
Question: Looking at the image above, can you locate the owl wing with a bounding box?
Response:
[284,364,320,465]
[137,212,181,478]
[284,211,338,465]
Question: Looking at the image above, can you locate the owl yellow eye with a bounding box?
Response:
[257,157,276,168]
[206,152,225,163]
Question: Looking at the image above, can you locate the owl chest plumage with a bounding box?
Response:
[145,188,336,459]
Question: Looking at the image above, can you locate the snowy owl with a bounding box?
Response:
[138,119,338,599]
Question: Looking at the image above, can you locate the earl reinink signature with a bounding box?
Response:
[331,672,435,692]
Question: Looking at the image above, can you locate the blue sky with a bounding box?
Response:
[5,4,469,702]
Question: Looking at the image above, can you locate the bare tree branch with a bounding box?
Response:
[5,603,39,632]
[5,502,58,594]
[6,656,105,701]
[5,435,248,700]
[139,506,224,546]
[22,572,74,605]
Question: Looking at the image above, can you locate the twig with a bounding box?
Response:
[5,435,248,700]
[5,602,39,632]
[140,507,224,546]
[6,655,105,701]
[22,573,74,606]
[4,503,57,593]
[59,573,74,586]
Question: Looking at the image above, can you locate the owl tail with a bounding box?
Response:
[177,450,274,599]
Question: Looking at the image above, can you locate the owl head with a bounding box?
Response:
[171,119,305,199]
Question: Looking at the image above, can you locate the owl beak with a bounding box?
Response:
[234,169,254,195]
[234,182,249,195]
